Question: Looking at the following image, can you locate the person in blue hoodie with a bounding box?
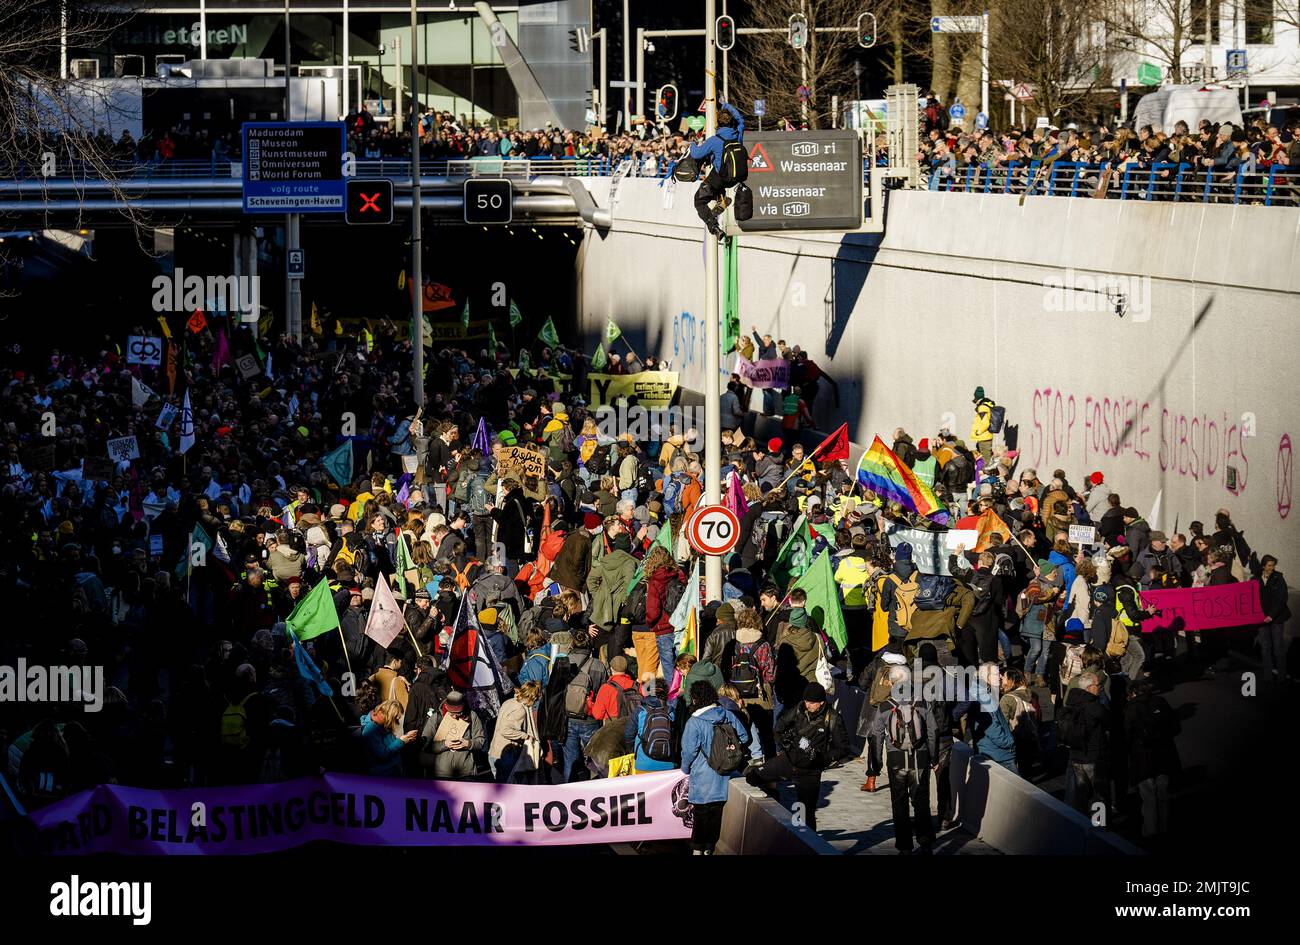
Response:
[954,664,1017,773]
[688,101,745,239]
[1047,535,1079,609]
[679,680,751,854]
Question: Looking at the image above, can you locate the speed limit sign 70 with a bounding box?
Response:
[687,505,741,556]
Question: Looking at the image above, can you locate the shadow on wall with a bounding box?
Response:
[825,233,880,359]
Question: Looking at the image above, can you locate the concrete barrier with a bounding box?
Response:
[949,741,1143,855]
[716,778,841,855]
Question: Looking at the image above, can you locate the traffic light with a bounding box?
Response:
[568,27,588,54]
[857,12,877,48]
[345,179,393,225]
[715,15,735,51]
[656,84,678,121]
[788,13,808,49]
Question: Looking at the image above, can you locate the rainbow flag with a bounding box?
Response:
[856,435,949,523]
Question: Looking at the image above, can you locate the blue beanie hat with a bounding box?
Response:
[895,542,913,562]
[1065,618,1085,632]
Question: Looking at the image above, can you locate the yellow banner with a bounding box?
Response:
[505,369,679,408]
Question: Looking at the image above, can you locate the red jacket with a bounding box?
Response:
[646,566,685,637]
[592,673,635,721]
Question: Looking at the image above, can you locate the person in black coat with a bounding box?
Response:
[1250,553,1291,681]
[1061,672,1110,815]
[1123,680,1180,841]
[403,656,452,775]
[489,479,535,564]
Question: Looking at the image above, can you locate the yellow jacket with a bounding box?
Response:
[834,555,870,609]
[971,401,993,443]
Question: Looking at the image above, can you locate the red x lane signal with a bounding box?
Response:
[345,178,393,225]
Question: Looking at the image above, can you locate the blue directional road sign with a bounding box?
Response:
[754,98,766,117]
[949,102,966,121]
[975,111,988,130]
[242,122,346,214]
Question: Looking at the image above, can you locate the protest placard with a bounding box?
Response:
[106,436,140,463]
[1139,583,1266,634]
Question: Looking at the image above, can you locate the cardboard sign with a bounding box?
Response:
[1068,524,1097,546]
[106,436,140,463]
[497,446,546,485]
[156,404,179,430]
[81,457,117,482]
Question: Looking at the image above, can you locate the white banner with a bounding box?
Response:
[886,527,979,575]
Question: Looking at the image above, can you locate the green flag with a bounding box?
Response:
[509,299,523,328]
[321,440,353,486]
[769,514,811,591]
[538,316,559,348]
[627,519,675,593]
[591,343,607,371]
[461,300,470,328]
[286,577,342,642]
[488,322,499,353]
[604,318,622,347]
[722,236,740,355]
[394,533,414,598]
[792,549,847,651]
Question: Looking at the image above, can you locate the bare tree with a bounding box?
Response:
[727,0,862,129]
[0,1,145,232]
[990,0,1108,121]
[1103,0,1207,81]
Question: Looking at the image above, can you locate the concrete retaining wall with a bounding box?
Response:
[577,178,1300,588]
[716,778,841,855]
[950,742,1143,855]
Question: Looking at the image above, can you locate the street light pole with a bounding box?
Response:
[623,0,632,131]
[703,0,721,603]
[800,0,807,123]
[981,10,989,121]
[284,0,302,343]
[410,0,424,407]
[636,27,645,123]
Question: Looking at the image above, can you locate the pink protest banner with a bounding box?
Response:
[1139,582,1266,634]
[734,355,790,389]
[30,770,692,854]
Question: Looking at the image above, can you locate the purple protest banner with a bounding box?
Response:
[30,770,693,854]
[734,356,790,389]
[1139,582,1266,634]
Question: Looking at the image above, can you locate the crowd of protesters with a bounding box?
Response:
[0,316,1289,855]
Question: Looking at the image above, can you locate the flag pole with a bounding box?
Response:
[407,627,424,658]
[337,625,355,680]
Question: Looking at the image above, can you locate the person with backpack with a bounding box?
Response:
[998,668,1041,777]
[216,662,268,785]
[871,664,942,854]
[833,531,875,677]
[772,588,828,722]
[726,608,776,765]
[555,633,609,782]
[877,542,920,649]
[746,681,851,833]
[969,386,999,465]
[857,648,908,794]
[961,549,1006,665]
[679,679,752,854]
[687,101,746,239]
[517,629,553,687]
[906,557,973,665]
[625,677,677,774]
[646,544,687,683]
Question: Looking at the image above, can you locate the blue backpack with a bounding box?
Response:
[914,574,956,611]
[662,475,687,516]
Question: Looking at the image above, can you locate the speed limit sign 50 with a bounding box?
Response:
[686,505,741,556]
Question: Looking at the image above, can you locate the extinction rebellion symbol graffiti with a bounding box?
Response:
[1278,434,1293,520]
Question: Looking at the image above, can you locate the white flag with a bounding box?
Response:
[265,351,273,380]
[365,573,407,650]
[1148,489,1163,532]
[131,376,156,407]
[178,388,195,455]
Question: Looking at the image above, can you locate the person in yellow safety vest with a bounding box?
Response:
[970,386,996,465]
[348,472,393,522]
[833,532,875,678]
[911,438,939,491]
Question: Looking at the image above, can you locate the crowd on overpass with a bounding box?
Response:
[0,308,1291,854]
[918,91,1300,203]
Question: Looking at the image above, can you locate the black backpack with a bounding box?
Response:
[733,182,754,221]
[914,574,955,611]
[662,573,687,618]
[641,704,674,762]
[988,404,1006,433]
[673,155,701,182]
[729,642,762,699]
[707,718,746,775]
[619,580,648,626]
[719,139,749,186]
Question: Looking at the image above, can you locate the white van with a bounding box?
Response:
[1132,85,1244,134]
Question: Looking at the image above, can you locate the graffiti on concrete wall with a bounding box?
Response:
[1029,387,1252,498]
[1279,434,1293,519]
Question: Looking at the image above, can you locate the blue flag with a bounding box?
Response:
[287,626,334,700]
[322,440,353,486]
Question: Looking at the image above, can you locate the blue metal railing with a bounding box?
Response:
[6,153,1297,206]
[925,160,1299,206]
